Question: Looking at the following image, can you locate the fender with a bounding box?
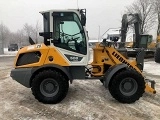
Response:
[104,63,127,88]
[31,64,72,83]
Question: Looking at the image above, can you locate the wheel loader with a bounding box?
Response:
[10,9,156,104]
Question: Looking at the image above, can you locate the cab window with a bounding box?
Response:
[52,12,87,55]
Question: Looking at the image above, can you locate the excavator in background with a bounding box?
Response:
[120,13,156,57]
[102,13,156,57]
[154,35,160,63]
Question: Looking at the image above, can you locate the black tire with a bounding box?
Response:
[155,48,160,63]
[108,69,145,103]
[31,70,69,104]
[100,79,103,84]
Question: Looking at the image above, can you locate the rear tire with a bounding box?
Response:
[100,79,104,84]
[108,69,145,103]
[31,70,69,104]
[155,48,160,63]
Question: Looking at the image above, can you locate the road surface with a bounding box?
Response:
[0,56,160,120]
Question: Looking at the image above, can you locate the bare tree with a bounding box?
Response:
[13,30,29,47]
[153,0,160,35]
[23,22,42,44]
[23,23,34,37]
[0,23,10,54]
[34,21,41,43]
[16,30,25,47]
[7,29,30,48]
[125,0,156,34]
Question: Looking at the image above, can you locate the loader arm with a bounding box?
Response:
[106,46,156,94]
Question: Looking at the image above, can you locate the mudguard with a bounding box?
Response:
[32,64,72,83]
[11,64,72,88]
[104,63,127,88]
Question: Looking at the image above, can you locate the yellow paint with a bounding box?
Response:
[14,43,69,68]
[157,35,160,43]
[147,42,156,49]
[125,42,133,48]
[44,46,69,66]
[91,43,141,77]
[145,83,156,94]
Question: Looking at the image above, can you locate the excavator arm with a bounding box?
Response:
[120,13,142,48]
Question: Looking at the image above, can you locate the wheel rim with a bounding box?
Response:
[40,78,59,97]
[119,77,138,96]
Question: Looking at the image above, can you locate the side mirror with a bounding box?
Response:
[81,16,86,26]
[80,9,86,26]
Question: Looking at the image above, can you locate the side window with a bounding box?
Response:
[148,35,152,43]
[53,12,87,55]
[59,21,83,50]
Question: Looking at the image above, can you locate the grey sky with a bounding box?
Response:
[0,0,135,38]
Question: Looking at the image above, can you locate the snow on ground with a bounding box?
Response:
[144,61,160,76]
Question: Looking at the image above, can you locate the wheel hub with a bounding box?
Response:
[40,78,59,97]
[44,82,56,93]
[123,81,132,91]
[120,78,138,96]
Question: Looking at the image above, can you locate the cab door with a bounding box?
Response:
[51,11,89,66]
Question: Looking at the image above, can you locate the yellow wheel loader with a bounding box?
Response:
[10,9,156,104]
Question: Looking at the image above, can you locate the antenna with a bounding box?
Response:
[98,26,101,42]
[77,0,79,9]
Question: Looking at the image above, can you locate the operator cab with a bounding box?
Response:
[133,34,153,48]
[39,9,87,55]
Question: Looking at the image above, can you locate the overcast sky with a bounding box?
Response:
[0,0,136,38]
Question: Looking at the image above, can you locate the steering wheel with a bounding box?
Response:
[72,31,81,37]
[59,31,72,39]
[67,37,80,44]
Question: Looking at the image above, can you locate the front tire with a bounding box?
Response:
[155,48,160,63]
[108,69,145,103]
[31,70,69,104]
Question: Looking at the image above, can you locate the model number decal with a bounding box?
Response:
[64,54,83,62]
[70,56,79,61]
